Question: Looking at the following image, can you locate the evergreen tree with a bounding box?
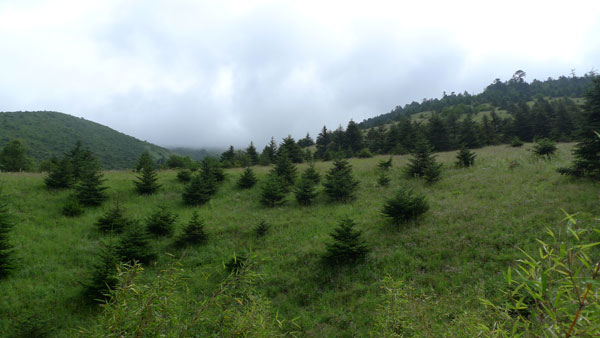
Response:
[44,157,74,189]
[315,126,331,160]
[237,167,257,189]
[182,172,217,206]
[345,120,364,155]
[427,115,450,151]
[220,146,236,167]
[272,149,297,191]
[201,156,225,183]
[135,152,154,172]
[68,141,94,180]
[134,164,161,195]
[510,136,524,147]
[322,218,369,266]
[381,188,429,226]
[302,162,321,186]
[323,158,359,202]
[404,136,442,180]
[145,206,177,237]
[176,169,192,183]
[294,176,318,206]
[377,157,393,170]
[61,194,84,217]
[96,202,131,233]
[253,220,270,237]
[278,136,304,163]
[117,221,155,265]
[75,159,108,207]
[297,132,315,148]
[532,138,557,159]
[376,171,391,187]
[83,239,119,302]
[176,211,207,246]
[455,146,476,168]
[0,139,32,172]
[0,191,14,278]
[246,142,259,166]
[260,137,278,165]
[260,173,287,207]
[558,77,600,179]
[459,115,481,148]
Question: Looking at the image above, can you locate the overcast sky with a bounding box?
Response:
[1,0,599,149]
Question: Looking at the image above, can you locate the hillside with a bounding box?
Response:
[0,111,173,169]
[0,143,598,336]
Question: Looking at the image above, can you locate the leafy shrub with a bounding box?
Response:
[322,218,369,266]
[381,188,429,226]
[146,206,177,237]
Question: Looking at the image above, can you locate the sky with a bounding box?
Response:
[1,0,599,149]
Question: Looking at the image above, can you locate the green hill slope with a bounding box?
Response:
[0,111,173,169]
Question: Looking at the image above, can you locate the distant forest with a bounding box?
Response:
[216,70,596,167]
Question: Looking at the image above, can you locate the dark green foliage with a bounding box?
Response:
[323,158,359,202]
[532,138,557,159]
[404,136,442,181]
[456,146,476,168]
[382,188,429,226]
[322,218,369,266]
[96,202,130,233]
[134,164,161,195]
[12,311,54,338]
[246,142,259,166]
[272,149,297,191]
[294,176,318,206]
[253,220,270,237]
[377,157,393,170]
[68,141,96,180]
[558,77,600,179]
[201,156,225,183]
[0,192,14,278]
[225,253,247,274]
[135,152,154,172]
[44,157,74,189]
[220,146,236,167]
[61,195,84,217]
[297,132,315,148]
[83,240,119,303]
[345,120,364,155]
[176,211,207,246]
[0,139,32,172]
[259,137,278,165]
[260,174,287,207]
[278,136,304,163]
[358,148,373,158]
[376,171,391,187]
[74,160,108,207]
[302,163,321,186]
[176,169,192,182]
[117,221,155,265]
[146,206,177,237]
[182,172,218,206]
[510,136,524,147]
[237,167,257,189]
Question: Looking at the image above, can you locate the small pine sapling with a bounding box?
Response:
[260,174,287,207]
[404,137,441,181]
[302,162,321,186]
[294,176,318,205]
[176,211,207,246]
[323,158,359,202]
[322,218,369,266]
[532,138,557,159]
[61,195,84,217]
[376,171,391,187]
[83,239,119,303]
[44,157,74,189]
[423,162,443,184]
[75,160,108,207]
[377,157,393,171]
[455,146,476,168]
[382,188,429,226]
[237,167,257,189]
[225,253,247,274]
[146,206,177,237]
[176,169,192,183]
[134,165,161,195]
[253,220,270,237]
[96,202,131,233]
[117,221,156,265]
[0,192,14,278]
[510,137,524,147]
[182,172,217,206]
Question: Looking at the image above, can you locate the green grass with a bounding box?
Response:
[0,143,598,336]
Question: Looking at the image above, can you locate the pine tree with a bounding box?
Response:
[176,211,207,246]
[117,221,155,265]
[0,139,32,172]
[404,136,442,181]
[176,169,192,182]
[322,218,369,266]
[377,157,393,170]
[96,202,131,233]
[376,171,391,187]
[323,158,359,202]
[246,142,259,166]
[0,191,14,278]
[558,77,600,179]
[278,136,304,163]
[135,152,154,172]
[44,157,74,189]
[182,171,218,206]
[314,126,331,160]
[61,194,84,217]
[294,176,318,206]
[253,220,270,237]
[260,173,287,207]
[220,146,236,167]
[381,188,429,226]
[237,167,257,189]
[75,159,108,207]
[83,239,119,302]
[455,146,476,168]
[532,138,557,159]
[146,206,177,237]
[134,164,161,195]
[272,149,297,191]
[68,141,94,180]
[345,120,364,155]
[302,162,321,186]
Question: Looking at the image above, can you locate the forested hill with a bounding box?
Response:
[359,71,596,129]
[0,111,172,169]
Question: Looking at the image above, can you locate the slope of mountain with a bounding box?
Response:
[0,111,173,169]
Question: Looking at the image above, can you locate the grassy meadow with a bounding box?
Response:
[0,143,598,337]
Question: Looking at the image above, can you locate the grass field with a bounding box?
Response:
[0,143,598,337]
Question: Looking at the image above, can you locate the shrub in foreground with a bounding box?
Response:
[322,218,369,266]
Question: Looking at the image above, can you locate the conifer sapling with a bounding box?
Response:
[322,218,369,266]
[323,158,359,202]
[176,211,207,246]
[0,191,14,278]
[146,206,177,237]
[237,167,257,189]
[382,188,429,226]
